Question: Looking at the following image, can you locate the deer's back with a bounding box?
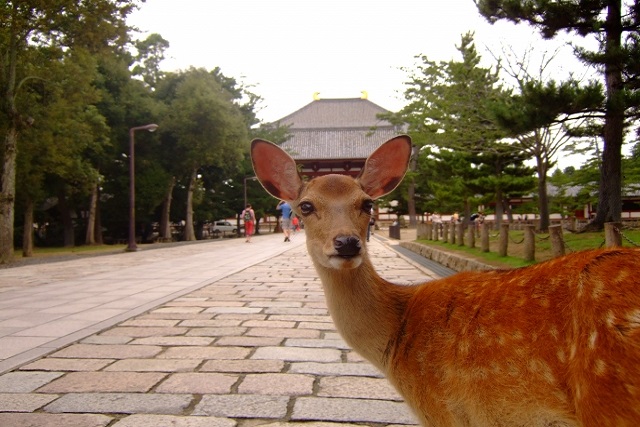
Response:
[387,247,640,427]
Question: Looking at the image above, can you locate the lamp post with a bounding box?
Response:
[126,123,158,252]
[243,176,257,208]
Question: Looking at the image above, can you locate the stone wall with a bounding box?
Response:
[399,241,497,272]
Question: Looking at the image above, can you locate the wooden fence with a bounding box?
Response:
[417,221,634,263]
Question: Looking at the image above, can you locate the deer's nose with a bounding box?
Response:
[334,235,361,258]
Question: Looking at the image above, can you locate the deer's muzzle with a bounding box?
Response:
[334,235,362,258]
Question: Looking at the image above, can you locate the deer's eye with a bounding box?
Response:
[299,201,315,215]
[362,199,374,214]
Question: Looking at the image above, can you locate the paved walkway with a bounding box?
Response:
[0,230,440,426]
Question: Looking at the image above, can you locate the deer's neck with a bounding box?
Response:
[314,257,414,372]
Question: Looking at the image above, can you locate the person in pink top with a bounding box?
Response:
[241,204,256,242]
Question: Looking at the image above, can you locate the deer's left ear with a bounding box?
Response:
[251,139,303,201]
[358,135,412,199]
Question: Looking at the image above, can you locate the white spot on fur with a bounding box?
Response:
[606,311,616,328]
[595,359,607,376]
[626,309,640,327]
[591,278,605,299]
[557,349,566,363]
[588,331,598,349]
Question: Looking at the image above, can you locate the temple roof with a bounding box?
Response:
[267,96,404,177]
[275,98,395,130]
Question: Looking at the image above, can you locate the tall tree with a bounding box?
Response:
[492,79,603,230]
[18,49,109,250]
[159,68,248,241]
[389,33,525,227]
[488,46,603,230]
[132,33,169,90]
[0,0,137,263]
[475,0,640,230]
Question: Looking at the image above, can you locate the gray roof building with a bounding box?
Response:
[272,95,405,177]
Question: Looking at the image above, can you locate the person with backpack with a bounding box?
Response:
[241,204,256,243]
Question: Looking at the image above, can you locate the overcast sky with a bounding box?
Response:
[127,0,585,124]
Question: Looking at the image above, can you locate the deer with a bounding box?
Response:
[251,134,640,427]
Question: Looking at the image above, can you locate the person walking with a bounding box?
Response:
[367,215,375,242]
[241,204,256,242]
[277,200,293,242]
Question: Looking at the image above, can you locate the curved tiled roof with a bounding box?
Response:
[281,128,400,160]
[271,97,403,165]
[275,98,395,130]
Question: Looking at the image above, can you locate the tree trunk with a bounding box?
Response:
[0,14,20,264]
[536,155,550,232]
[57,191,75,247]
[183,170,197,241]
[407,179,417,227]
[587,0,624,231]
[22,197,34,257]
[0,127,18,263]
[160,177,175,239]
[407,144,419,227]
[85,182,98,245]
[494,188,504,229]
[94,192,103,245]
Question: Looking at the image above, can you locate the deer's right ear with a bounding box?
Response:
[251,139,302,201]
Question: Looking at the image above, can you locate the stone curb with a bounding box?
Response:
[399,241,496,272]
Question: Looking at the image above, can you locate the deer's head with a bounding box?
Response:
[251,135,411,270]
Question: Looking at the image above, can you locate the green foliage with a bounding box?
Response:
[623,141,640,194]
[492,79,604,135]
[1,0,265,251]
[388,33,535,220]
[159,68,248,173]
[475,0,640,227]
[132,33,170,89]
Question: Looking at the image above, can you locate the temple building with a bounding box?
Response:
[272,92,405,178]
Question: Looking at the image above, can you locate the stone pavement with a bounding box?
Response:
[0,230,442,427]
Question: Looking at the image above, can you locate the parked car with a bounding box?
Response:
[211,220,240,235]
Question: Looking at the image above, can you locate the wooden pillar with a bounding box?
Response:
[449,223,456,245]
[548,225,565,258]
[498,223,509,257]
[457,223,465,247]
[417,223,428,240]
[523,224,535,262]
[481,223,490,253]
[468,224,476,249]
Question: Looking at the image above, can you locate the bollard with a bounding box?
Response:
[457,223,465,247]
[481,223,490,253]
[417,223,428,240]
[498,223,509,257]
[548,225,565,258]
[468,224,476,249]
[389,224,401,240]
[604,222,622,247]
[443,222,449,243]
[449,223,456,245]
[523,224,535,262]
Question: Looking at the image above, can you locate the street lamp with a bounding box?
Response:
[243,176,257,208]
[126,123,158,252]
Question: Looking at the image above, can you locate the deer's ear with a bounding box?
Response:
[358,135,412,199]
[251,139,303,201]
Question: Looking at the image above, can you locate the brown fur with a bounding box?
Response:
[251,135,640,427]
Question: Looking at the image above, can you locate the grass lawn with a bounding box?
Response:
[417,228,640,269]
[12,244,126,261]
